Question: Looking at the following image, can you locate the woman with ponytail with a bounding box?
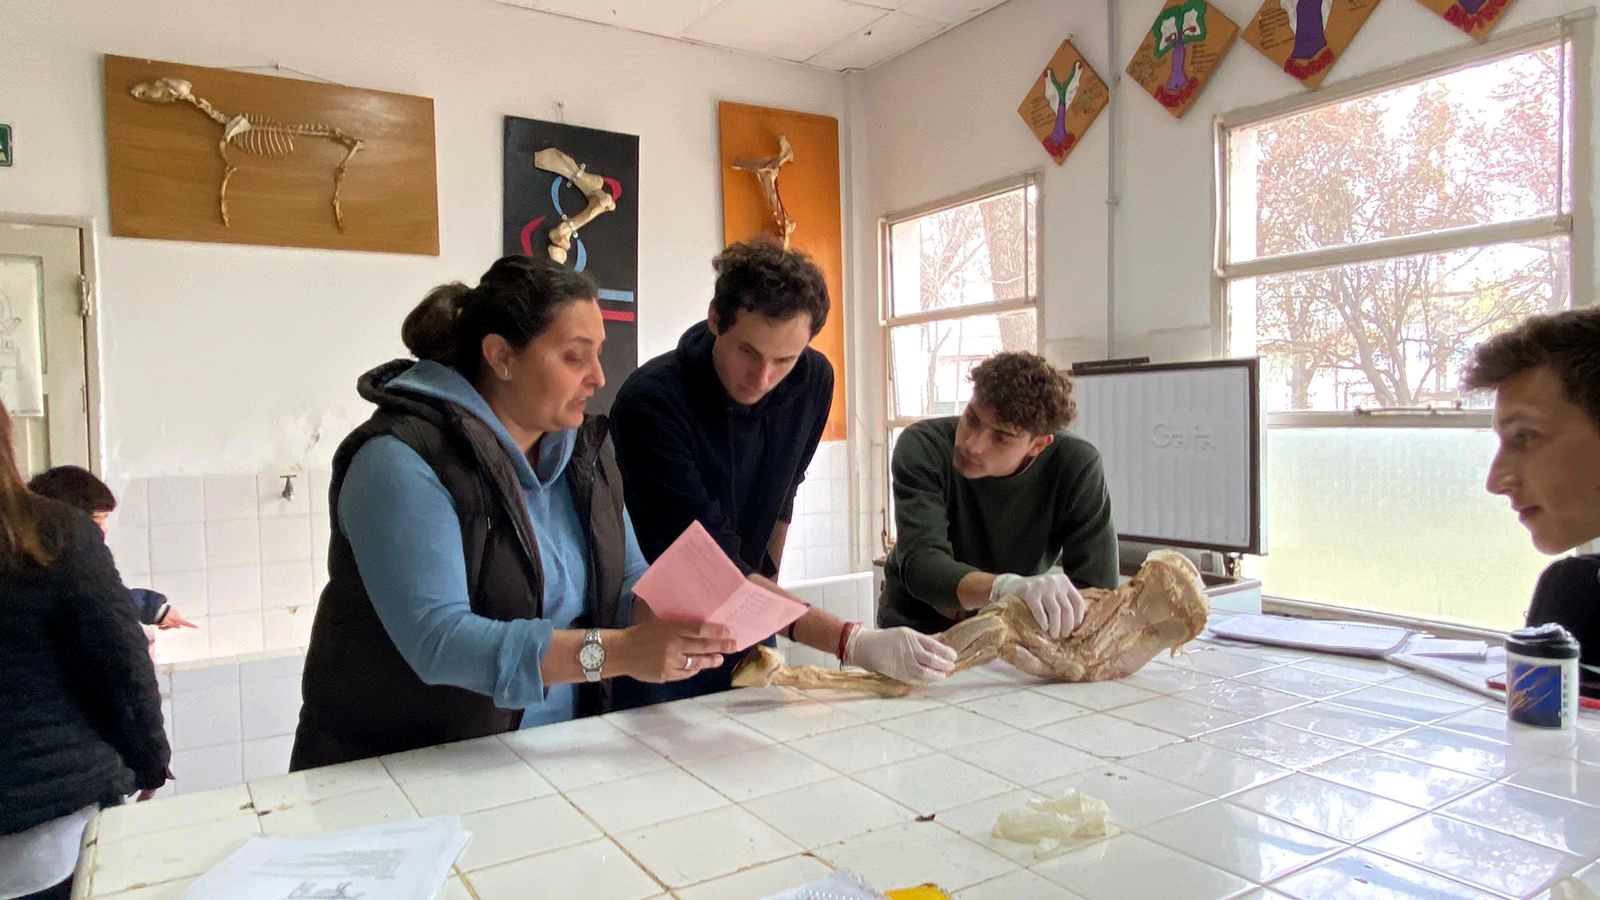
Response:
[291,256,734,770]
[0,400,170,900]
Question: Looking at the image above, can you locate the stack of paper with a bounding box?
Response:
[182,816,470,900]
[632,521,809,651]
[1205,614,1414,658]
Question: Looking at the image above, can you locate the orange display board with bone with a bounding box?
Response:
[733,550,1210,696]
[718,101,848,441]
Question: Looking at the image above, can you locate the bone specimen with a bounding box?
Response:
[731,134,796,249]
[532,148,617,265]
[732,550,1210,696]
[129,78,364,230]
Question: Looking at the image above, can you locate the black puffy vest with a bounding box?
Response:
[290,360,629,771]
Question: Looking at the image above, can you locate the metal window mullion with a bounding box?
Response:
[883,172,1039,228]
[885,297,1038,329]
[1221,214,1570,280]
[1569,18,1595,311]
[1217,15,1589,131]
[1268,411,1493,429]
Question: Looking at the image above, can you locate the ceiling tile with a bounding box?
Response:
[525,0,721,36]
[684,0,888,62]
[807,12,947,70]
[897,0,1005,26]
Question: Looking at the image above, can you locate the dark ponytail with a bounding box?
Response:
[401,256,598,381]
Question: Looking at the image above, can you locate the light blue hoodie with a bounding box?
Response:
[337,361,646,728]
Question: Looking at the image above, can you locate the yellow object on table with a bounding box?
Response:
[886,885,951,900]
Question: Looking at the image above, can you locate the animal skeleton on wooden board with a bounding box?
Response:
[532,148,617,265]
[734,550,1211,696]
[128,77,364,230]
[731,134,797,249]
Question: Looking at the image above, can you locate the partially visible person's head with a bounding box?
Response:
[1465,307,1600,554]
[403,255,604,436]
[706,240,830,406]
[28,466,116,533]
[0,398,55,568]
[954,352,1076,479]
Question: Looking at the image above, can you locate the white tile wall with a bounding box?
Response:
[106,471,331,666]
[157,651,306,795]
[113,442,858,666]
[781,441,855,583]
[152,573,877,795]
[120,447,865,793]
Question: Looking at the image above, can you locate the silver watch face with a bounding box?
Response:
[578,641,606,671]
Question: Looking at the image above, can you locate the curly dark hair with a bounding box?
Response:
[1464,307,1600,431]
[969,352,1076,435]
[710,240,830,337]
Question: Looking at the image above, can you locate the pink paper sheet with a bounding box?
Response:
[631,521,809,651]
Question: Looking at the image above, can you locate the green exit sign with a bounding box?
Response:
[0,124,11,167]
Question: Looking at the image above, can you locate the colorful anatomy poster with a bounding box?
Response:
[502,116,638,413]
[1413,0,1516,39]
[1017,40,1110,165]
[1127,0,1240,118]
[1241,0,1383,90]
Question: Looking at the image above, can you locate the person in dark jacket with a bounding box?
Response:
[0,399,170,900]
[27,466,197,630]
[291,256,736,772]
[1465,307,1600,688]
[610,240,955,708]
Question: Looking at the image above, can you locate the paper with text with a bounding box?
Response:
[181,816,469,900]
[632,521,809,651]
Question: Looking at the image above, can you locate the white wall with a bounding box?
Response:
[2,0,847,477]
[853,0,1115,369]
[854,0,1599,366]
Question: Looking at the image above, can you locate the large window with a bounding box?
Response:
[1218,32,1584,629]
[882,179,1039,544]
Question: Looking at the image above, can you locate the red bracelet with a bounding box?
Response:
[837,621,859,661]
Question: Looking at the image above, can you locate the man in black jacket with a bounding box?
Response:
[611,241,955,706]
[1466,307,1600,688]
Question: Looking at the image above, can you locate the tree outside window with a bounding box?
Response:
[1221,39,1578,628]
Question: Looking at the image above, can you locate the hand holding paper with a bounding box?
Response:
[632,521,809,651]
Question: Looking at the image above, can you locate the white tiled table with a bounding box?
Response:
[76,639,1600,899]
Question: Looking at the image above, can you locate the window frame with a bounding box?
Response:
[878,173,1044,548]
[1211,14,1595,430]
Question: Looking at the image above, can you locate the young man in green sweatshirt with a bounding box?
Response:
[879,351,1119,638]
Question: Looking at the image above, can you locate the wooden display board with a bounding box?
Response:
[1413,0,1516,39]
[718,101,847,442]
[104,55,439,254]
[1017,40,1110,165]
[1126,0,1241,118]
[1241,0,1383,90]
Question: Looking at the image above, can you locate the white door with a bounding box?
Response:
[0,221,91,476]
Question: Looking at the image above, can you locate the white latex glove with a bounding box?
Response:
[844,626,958,683]
[990,572,1085,639]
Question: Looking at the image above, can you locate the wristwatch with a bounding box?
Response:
[577,629,606,683]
